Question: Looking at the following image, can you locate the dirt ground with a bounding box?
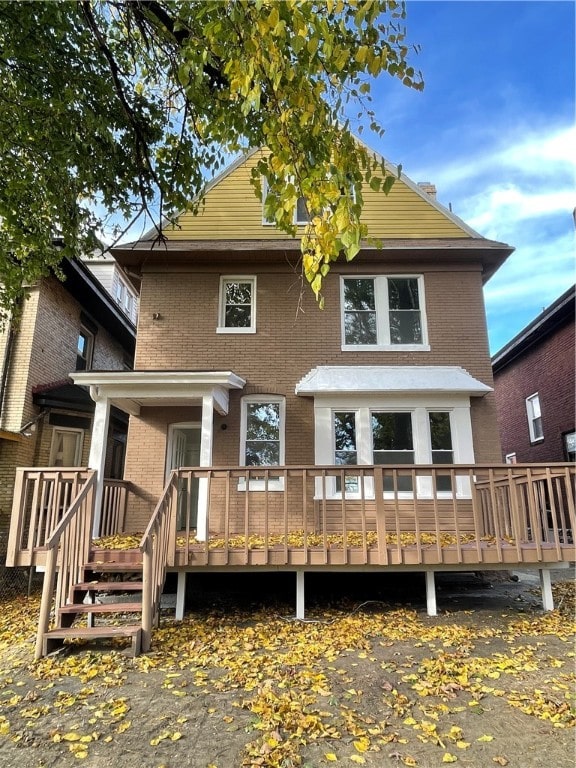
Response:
[0,568,574,768]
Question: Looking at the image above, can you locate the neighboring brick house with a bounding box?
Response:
[492,284,575,464]
[80,251,140,325]
[0,257,135,555]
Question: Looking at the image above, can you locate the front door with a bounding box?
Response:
[167,425,201,530]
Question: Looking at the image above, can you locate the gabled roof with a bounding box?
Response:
[112,139,514,282]
[492,284,575,372]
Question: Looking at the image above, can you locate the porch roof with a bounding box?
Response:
[70,370,246,416]
[295,366,492,396]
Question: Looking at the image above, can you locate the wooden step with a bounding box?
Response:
[70,581,144,603]
[59,601,142,615]
[43,625,142,657]
[84,561,143,572]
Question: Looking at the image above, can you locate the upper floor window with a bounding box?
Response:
[526,393,543,442]
[76,327,94,370]
[217,277,256,334]
[263,178,355,226]
[341,276,429,350]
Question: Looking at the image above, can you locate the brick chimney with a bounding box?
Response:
[417,182,437,199]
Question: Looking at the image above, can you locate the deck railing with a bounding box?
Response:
[139,471,178,653]
[34,473,96,659]
[6,470,130,567]
[171,464,575,566]
[6,468,94,567]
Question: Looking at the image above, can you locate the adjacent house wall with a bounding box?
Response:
[494,319,575,462]
[0,276,129,548]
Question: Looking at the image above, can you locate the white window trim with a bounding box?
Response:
[239,395,286,491]
[314,394,474,500]
[505,452,517,464]
[49,427,84,467]
[262,177,356,227]
[525,392,544,443]
[340,275,430,352]
[217,276,257,334]
[76,326,95,370]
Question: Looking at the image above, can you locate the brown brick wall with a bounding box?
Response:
[493,319,575,462]
[121,257,501,531]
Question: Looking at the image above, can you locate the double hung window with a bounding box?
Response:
[76,327,94,371]
[218,277,256,333]
[240,396,285,489]
[341,276,428,350]
[525,393,543,442]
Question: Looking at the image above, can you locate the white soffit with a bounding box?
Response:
[295,366,492,397]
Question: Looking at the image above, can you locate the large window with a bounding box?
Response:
[240,397,285,489]
[328,404,467,497]
[341,276,428,350]
[218,277,256,333]
[526,393,543,442]
[49,428,84,466]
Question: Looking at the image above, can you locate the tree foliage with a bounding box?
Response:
[0,0,423,321]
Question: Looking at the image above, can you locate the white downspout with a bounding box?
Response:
[196,393,214,541]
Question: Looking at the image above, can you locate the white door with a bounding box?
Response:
[167,425,201,530]
[49,428,84,466]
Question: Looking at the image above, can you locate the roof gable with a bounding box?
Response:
[163,146,478,242]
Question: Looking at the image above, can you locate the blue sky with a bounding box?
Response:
[362,0,575,353]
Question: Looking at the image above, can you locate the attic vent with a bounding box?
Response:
[417,182,437,199]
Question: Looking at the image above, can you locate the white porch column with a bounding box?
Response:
[88,389,111,537]
[196,393,214,541]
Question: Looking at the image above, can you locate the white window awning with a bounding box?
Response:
[295,366,492,397]
[71,370,246,415]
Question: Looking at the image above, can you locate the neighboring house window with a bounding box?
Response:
[505,453,517,464]
[240,396,285,489]
[49,428,84,466]
[563,432,576,462]
[76,327,94,370]
[526,393,543,442]
[217,277,256,333]
[341,276,428,350]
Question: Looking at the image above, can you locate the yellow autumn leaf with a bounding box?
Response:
[350,756,365,765]
[478,735,494,742]
[353,738,369,752]
[401,757,417,767]
[62,733,81,742]
[74,749,88,759]
[324,754,338,762]
[442,754,457,763]
[456,740,471,749]
[170,732,182,741]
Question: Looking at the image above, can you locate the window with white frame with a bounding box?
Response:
[341,276,428,350]
[526,393,543,442]
[240,396,285,489]
[218,277,256,333]
[325,399,473,498]
[49,428,84,466]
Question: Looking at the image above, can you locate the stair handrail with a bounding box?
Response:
[35,471,97,660]
[139,471,178,653]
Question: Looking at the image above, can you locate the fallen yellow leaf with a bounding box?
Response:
[442,755,457,764]
[324,755,338,762]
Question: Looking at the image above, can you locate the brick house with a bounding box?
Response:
[492,284,575,464]
[0,257,135,559]
[5,147,575,657]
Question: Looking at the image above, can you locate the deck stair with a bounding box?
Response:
[41,557,145,657]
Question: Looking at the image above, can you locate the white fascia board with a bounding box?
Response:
[295,366,492,397]
[72,370,246,391]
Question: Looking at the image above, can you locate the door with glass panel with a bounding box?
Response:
[167,425,201,530]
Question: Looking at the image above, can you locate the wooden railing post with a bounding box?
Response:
[35,546,57,660]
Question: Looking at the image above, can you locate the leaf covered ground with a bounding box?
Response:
[0,572,573,768]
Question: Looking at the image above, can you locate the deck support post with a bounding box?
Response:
[539,568,554,611]
[175,572,186,620]
[296,570,305,620]
[425,571,437,617]
[196,394,214,542]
